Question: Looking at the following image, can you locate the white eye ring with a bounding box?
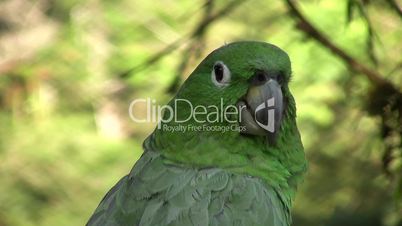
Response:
[211,61,231,87]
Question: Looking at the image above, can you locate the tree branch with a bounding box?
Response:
[120,0,246,80]
[119,37,186,79]
[385,0,402,18]
[166,0,214,93]
[285,0,402,180]
[284,0,395,87]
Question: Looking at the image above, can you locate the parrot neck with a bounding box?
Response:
[143,112,307,205]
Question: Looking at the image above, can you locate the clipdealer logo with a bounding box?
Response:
[128,98,276,133]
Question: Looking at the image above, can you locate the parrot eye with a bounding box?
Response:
[211,61,231,87]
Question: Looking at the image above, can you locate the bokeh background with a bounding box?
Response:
[0,0,401,225]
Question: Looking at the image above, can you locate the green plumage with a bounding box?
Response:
[87,41,307,226]
[87,147,289,226]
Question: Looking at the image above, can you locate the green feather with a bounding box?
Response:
[87,41,307,226]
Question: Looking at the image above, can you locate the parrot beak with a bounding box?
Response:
[237,72,284,142]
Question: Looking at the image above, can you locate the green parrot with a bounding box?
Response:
[87,41,307,226]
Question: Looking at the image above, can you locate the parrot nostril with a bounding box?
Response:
[257,72,266,82]
[250,70,269,85]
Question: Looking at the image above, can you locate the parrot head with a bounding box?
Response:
[147,41,306,196]
[173,41,291,142]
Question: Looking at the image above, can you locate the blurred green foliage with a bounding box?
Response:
[0,0,401,226]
